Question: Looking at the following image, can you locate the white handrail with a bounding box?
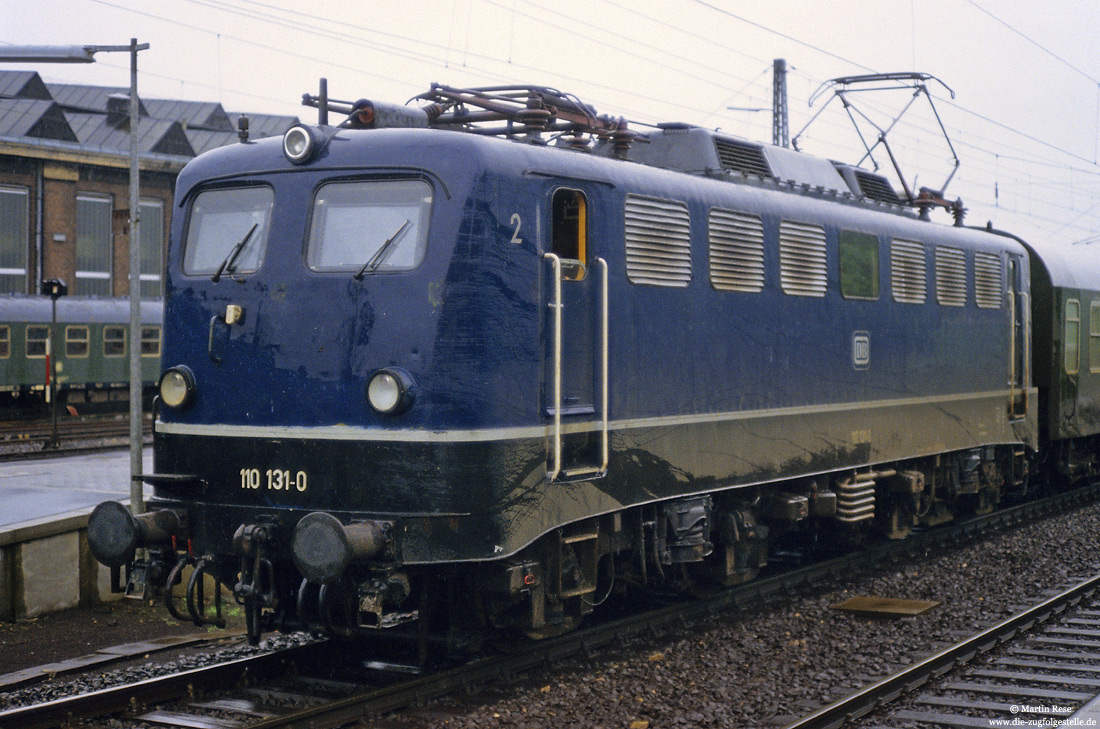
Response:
[597,257,609,472]
[545,252,563,481]
[544,254,609,481]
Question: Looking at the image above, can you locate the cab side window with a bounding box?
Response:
[552,189,587,280]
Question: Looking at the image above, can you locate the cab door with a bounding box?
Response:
[543,187,608,480]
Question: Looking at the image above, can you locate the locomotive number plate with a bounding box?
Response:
[239,467,308,492]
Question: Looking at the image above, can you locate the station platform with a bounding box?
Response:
[0,448,146,528]
[0,448,150,621]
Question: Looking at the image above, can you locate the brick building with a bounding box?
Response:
[0,70,298,298]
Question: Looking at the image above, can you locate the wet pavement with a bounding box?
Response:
[0,448,150,527]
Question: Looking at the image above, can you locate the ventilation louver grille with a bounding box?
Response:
[779,220,827,297]
[891,239,927,304]
[973,252,1002,309]
[854,170,903,205]
[714,138,773,178]
[624,194,692,287]
[935,246,967,306]
[709,210,765,292]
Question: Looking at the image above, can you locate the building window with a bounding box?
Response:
[1066,299,1081,375]
[26,325,48,358]
[0,186,29,294]
[76,193,113,296]
[708,209,764,293]
[839,230,879,300]
[141,326,161,357]
[890,239,927,304]
[140,199,164,298]
[104,325,126,357]
[66,326,89,357]
[624,194,691,287]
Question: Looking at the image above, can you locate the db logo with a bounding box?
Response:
[852,332,870,369]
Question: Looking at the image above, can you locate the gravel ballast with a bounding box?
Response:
[3,500,1099,727]
[387,500,1100,728]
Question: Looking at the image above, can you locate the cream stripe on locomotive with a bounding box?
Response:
[156,387,1028,444]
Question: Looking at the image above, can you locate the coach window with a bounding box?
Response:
[66,326,89,358]
[0,326,10,358]
[26,326,47,358]
[1090,302,1100,374]
[1066,299,1081,375]
[104,325,126,358]
[184,186,273,277]
[141,326,162,357]
[307,179,432,274]
[552,189,587,280]
[839,231,879,300]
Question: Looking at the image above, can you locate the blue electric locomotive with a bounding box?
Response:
[89,84,1038,645]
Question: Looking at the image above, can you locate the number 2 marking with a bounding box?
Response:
[510,213,523,245]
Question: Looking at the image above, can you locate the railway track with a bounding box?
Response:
[0,414,151,457]
[784,570,1100,729]
[2,483,1098,729]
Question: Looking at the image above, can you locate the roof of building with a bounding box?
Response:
[66,111,194,156]
[0,99,78,142]
[48,83,151,117]
[0,70,300,168]
[143,98,233,132]
[0,70,51,101]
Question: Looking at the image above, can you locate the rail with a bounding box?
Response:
[782,569,1100,729]
[2,482,1096,729]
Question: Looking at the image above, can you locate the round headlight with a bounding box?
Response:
[367,368,415,415]
[159,366,195,409]
[283,125,316,164]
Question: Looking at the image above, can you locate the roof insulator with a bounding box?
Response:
[610,117,633,160]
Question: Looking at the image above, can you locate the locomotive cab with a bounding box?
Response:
[90,118,573,642]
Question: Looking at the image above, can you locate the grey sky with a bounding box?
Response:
[3,0,1098,245]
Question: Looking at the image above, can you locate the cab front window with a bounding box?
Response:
[183,186,273,277]
[307,179,432,275]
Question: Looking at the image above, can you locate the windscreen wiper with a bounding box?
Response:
[354,219,411,281]
[212,222,259,283]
